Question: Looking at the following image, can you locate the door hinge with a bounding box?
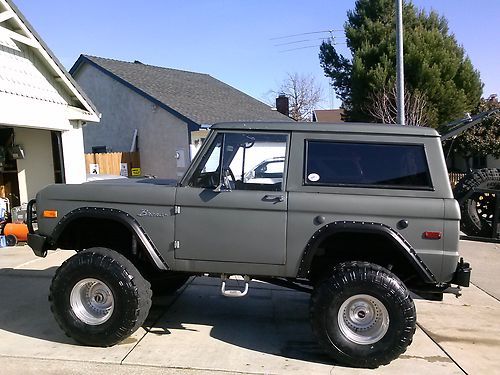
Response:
[174,205,181,215]
[173,240,180,249]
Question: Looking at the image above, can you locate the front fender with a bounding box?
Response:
[49,207,168,270]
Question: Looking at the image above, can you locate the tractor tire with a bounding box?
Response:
[454,168,500,237]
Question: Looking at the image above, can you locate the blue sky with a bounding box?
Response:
[14,0,500,109]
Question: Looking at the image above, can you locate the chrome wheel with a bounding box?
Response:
[338,294,389,345]
[70,278,114,325]
[475,192,496,220]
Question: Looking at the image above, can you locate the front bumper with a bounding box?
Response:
[26,198,48,257]
[451,257,471,287]
[27,233,48,258]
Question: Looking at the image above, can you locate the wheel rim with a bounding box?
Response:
[475,192,496,220]
[70,278,114,325]
[337,294,389,345]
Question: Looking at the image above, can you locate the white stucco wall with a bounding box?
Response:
[74,64,190,179]
[14,128,54,203]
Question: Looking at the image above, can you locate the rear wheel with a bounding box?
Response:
[49,247,152,346]
[310,261,416,368]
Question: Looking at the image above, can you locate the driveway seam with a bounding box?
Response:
[120,276,195,365]
[470,282,500,303]
[416,323,468,375]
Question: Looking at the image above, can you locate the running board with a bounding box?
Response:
[221,275,250,297]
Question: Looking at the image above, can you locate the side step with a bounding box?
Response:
[221,275,250,297]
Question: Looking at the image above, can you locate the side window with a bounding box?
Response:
[227,133,287,191]
[188,132,288,191]
[305,141,432,189]
[188,134,223,189]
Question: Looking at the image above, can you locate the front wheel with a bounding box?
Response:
[310,261,416,368]
[49,247,152,347]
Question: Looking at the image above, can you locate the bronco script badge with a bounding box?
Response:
[137,209,169,218]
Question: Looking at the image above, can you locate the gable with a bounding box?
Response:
[71,55,292,126]
[0,0,99,123]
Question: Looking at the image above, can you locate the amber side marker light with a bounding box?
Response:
[423,231,442,240]
[43,210,58,218]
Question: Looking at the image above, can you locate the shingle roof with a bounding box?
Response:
[70,55,292,126]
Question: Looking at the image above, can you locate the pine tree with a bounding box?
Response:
[320,0,483,128]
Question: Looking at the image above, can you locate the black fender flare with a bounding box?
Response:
[48,207,168,270]
[297,221,436,283]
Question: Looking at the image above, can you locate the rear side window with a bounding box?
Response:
[305,141,432,189]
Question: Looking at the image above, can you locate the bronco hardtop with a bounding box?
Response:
[27,121,470,368]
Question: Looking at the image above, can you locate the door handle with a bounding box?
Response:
[263,194,284,203]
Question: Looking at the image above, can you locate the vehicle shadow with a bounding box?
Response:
[0,266,183,346]
[0,267,74,345]
[146,278,334,366]
[0,269,332,365]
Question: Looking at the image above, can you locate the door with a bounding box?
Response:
[175,131,289,265]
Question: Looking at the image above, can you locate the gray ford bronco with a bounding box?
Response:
[27,122,471,368]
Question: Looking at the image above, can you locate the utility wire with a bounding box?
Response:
[279,42,346,53]
[274,36,346,47]
[270,29,343,40]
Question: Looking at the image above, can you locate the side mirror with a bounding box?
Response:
[244,170,255,182]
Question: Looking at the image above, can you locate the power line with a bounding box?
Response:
[279,42,346,53]
[273,36,346,47]
[270,29,343,41]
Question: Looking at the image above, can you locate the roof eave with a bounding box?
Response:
[2,0,101,120]
[70,55,199,132]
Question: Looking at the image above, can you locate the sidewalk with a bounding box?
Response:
[0,244,498,374]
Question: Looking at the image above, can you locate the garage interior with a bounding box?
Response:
[0,127,64,209]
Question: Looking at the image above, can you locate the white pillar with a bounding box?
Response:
[61,124,86,184]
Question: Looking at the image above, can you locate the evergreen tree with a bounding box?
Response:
[320,0,483,128]
[451,97,500,159]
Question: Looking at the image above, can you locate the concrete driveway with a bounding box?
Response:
[0,241,498,375]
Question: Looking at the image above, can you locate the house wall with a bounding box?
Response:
[14,128,54,203]
[74,64,190,179]
[486,156,500,169]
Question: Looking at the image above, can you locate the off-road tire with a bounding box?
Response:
[454,168,500,237]
[310,261,416,368]
[49,247,152,347]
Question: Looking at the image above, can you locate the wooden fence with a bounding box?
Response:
[85,152,140,177]
[448,172,465,189]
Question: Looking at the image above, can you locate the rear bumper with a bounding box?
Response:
[451,257,471,287]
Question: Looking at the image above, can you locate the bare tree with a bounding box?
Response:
[272,73,323,121]
[367,84,430,126]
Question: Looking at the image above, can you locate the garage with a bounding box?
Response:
[0,0,100,209]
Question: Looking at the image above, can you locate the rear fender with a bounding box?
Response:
[297,221,436,283]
